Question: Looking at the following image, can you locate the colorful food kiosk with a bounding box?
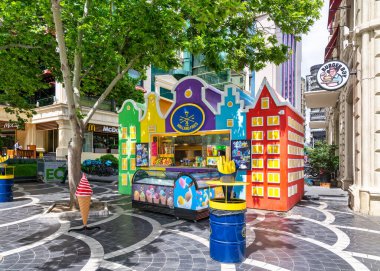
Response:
[118,76,304,212]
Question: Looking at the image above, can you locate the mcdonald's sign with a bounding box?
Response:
[87,123,96,132]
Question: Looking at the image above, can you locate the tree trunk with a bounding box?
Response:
[67,124,84,208]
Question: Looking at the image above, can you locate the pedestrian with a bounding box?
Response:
[14,140,22,150]
[61,155,68,184]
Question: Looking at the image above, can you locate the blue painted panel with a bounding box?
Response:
[233,170,246,200]
[216,87,247,140]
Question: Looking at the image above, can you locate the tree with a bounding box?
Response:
[0,0,323,205]
[307,141,339,179]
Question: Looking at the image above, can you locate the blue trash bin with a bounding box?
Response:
[210,209,246,263]
[0,179,14,202]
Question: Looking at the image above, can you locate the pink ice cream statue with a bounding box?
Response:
[69,173,99,232]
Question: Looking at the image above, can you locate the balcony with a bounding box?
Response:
[309,110,326,129]
[305,89,340,108]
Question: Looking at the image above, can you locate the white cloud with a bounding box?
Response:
[301,0,329,77]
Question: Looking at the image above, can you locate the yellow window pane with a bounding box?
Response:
[252,186,264,196]
[252,145,263,154]
[261,98,269,109]
[227,119,233,127]
[257,187,263,196]
[130,159,136,170]
[252,117,263,127]
[122,174,128,186]
[122,127,127,139]
[252,159,263,168]
[274,188,280,197]
[268,116,279,126]
[122,142,127,155]
[122,158,127,170]
[252,172,263,182]
[130,142,136,155]
[252,131,263,140]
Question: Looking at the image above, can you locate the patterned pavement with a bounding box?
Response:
[0,182,380,270]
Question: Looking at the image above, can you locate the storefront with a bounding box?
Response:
[84,123,118,154]
[118,76,304,211]
[0,121,17,150]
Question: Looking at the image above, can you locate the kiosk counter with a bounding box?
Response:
[132,169,224,221]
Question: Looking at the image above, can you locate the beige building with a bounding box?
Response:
[305,0,380,215]
[0,83,119,161]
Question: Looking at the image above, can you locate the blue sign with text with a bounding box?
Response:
[170,103,205,134]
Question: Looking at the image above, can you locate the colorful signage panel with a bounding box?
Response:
[170,103,205,134]
[136,143,149,167]
[316,60,349,91]
[231,140,251,170]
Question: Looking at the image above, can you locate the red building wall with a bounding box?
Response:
[246,83,304,211]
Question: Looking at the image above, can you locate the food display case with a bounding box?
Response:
[132,169,224,220]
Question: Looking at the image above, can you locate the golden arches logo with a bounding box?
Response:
[88,124,96,132]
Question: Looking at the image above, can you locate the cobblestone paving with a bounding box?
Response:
[1,182,380,271]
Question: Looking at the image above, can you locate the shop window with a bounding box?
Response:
[130,142,136,155]
[252,131,263,140]
[251,117,263,127]
[267,116,280,126]
[251,172,264,182]
[267,130,280,140]
[252,159,263,168]
[267,159,280,169]
[268,187,280,198]
[93,132,118,153]
[227,119,233,127]
[252,186,264,197]
[261,97,269,109]
[267,144,280,154]
[252,144,263,154]
[268,173,280,183]
[83,132,93,152]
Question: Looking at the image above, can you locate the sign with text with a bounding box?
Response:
[231,140,251,170]
[86,124,118,134]
[317,60,349,91]
[170,103,205,134]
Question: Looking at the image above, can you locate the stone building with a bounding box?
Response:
[323,0,380,215]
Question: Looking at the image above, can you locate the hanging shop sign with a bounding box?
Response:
[170,103,205,134]
[316,60,350,91]
[86,123,118,134]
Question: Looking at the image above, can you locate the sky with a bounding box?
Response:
[301,0,329,77]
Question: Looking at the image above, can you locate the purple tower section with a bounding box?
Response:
[165,78,221,133]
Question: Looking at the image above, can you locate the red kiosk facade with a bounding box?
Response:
[246,79,305,211]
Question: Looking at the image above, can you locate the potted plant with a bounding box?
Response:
[307,141,339,188]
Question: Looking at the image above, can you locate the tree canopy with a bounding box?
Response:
[1,0,323,108]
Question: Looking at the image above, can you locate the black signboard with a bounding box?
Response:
[136,143,149,167]
[231,140,251,170]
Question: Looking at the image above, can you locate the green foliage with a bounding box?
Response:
[307,141,339,175]
[13,163,37,177]
[0,0,323,101]
[99,154,118,168]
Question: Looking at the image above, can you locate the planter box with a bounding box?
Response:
[111,149,118,154]
[94,148,107,153]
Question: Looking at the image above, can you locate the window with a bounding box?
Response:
[261,97,269,109]
[267,144,280,154]
[121,127,127,139]
[267,116,280,126]
[268,187,280,198]
[268,173,280,183]
[251,117,263,127]
[252,159,264,168]
[122,142,127,155]
[267,130,280,140]
[252,186,264,196]
[122,174,128,185]
[252,144,263,154]
[122,158,128,170]
[251,172,264,182]
[130,159,136,170]
[268,159,280,169]
[227,119,233,127]
[252,131,263,140]
[130,126,136,140]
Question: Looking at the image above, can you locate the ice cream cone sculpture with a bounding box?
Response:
[75,173,93,226]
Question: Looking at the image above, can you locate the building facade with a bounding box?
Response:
[311,0,380,215]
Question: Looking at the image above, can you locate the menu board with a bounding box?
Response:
[231,140,251,170]
[136,143,149,167]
